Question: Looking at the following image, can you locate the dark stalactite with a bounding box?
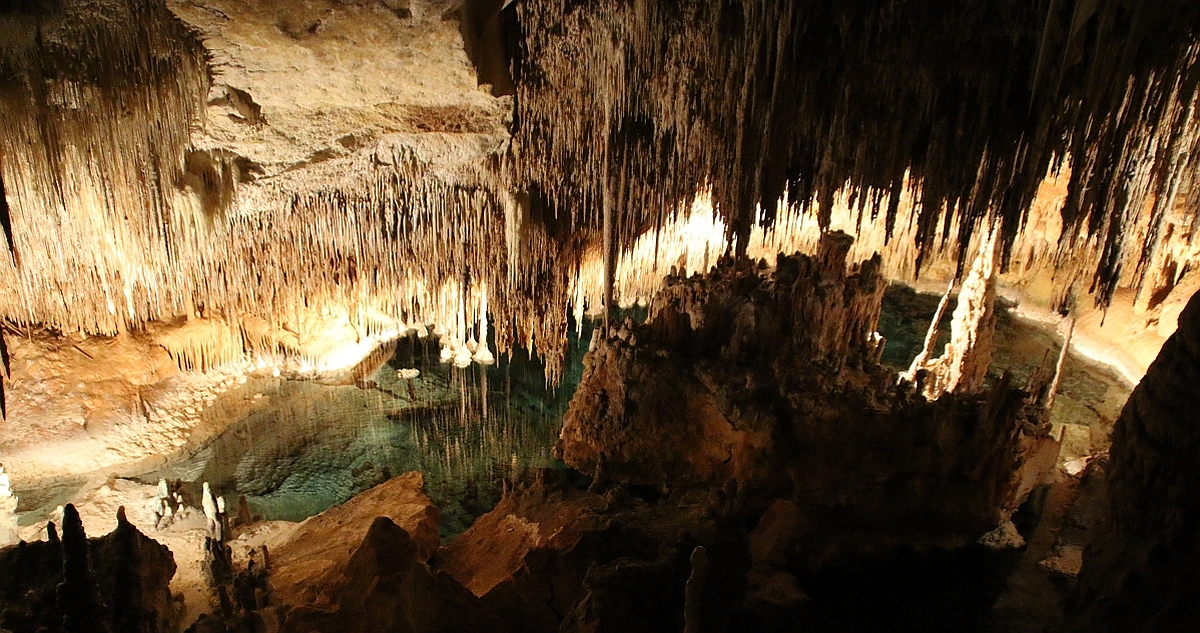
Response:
[511,0,1200,307]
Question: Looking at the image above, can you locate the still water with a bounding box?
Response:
[24,285,1129,541]
[140,326,590,540]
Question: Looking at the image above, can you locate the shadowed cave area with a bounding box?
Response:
[1,1,1200,632]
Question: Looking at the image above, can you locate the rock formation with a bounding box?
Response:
[286,516,505,633]
[558,235,1059,559]
[437,470,750,633]
[2,1,1200,631]
[267,471,442,613]
[2,0,1200,391]
[0,506,177,633]
[1067,289,1200,631]
[912,227,1000,398]
[513,0,1200,308]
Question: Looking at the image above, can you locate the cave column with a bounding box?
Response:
[900,278,955,384]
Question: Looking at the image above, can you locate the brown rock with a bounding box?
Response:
[437,471,750,633]
[558,245,1058,559]
[438,473,610,632]
[268,472,441,610]
[749,500,808,567]
[282,517,506,633]
[1067,289,1200,632]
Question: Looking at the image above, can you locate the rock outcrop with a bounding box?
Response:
[282,516,505,633]
[268,472,442,611]
[437,470,751,633]
[1067,288,1200,631]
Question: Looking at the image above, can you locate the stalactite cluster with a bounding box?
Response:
[511,0,1200,306]
[2,0,1200,389]
[0,1,580,381]
[0,0,208,332]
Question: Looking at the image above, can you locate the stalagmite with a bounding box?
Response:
[683,545,709,633]
[0,464,16,546]
[1044,315,1076,411]
[602,168,616,332]
[0,329,8,420]
[473,283,495,365]
[901,279,956,385]
[58,504,104,633]
[915,226,1000,398]
[202,481,221,541]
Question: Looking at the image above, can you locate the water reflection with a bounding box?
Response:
[134,287,1129,540]
[878,284,1132,459]
[143,324,590,540]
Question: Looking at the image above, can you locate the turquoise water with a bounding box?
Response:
[22,285,1123,542]
[141,324,592,540]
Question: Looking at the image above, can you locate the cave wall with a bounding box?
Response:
[1067,287,1200,631]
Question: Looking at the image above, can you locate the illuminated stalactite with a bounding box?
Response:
[2,0,1200,384]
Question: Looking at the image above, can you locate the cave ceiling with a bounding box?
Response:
[1,0,1200,405]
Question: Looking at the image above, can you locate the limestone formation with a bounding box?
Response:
[267,472,442,613]
[1044,315,1077,411]
[201,482,221,541]
[0,505,176,633]
[513,0,1200,309]
[912,228,1000,398]
[283,517,504,633]
[1,0,1199,386]
[1,1,1199,631]
[900,279,955,385]
[437,470,750,633]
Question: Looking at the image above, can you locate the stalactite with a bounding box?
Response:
[512,0,1200,309]
[3,0,1200,388]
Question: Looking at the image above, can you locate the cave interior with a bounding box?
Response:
[1,0,1200,632]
